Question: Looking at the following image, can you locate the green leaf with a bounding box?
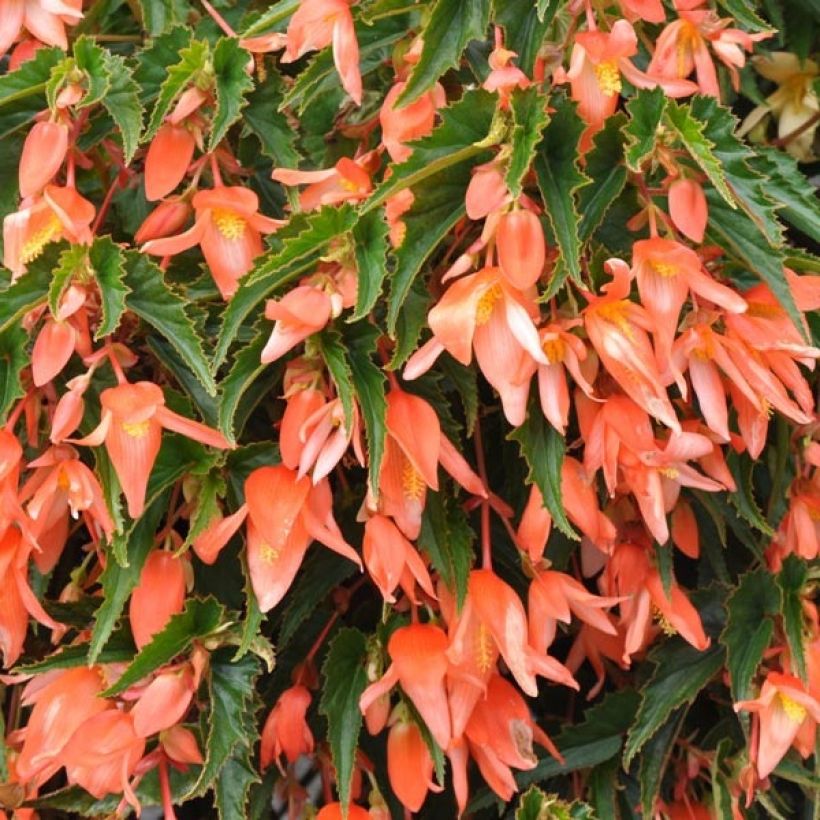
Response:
[516,788,592,820]
[209,38,254,150]
[386,158,475,335]
[418,490,475,608]
[243,71,300,168]
[726,450,773,536]
[217,330,270,444]
[0,47,63,139]
[187,648,261,800]
[705,191,802,337]
[534,93,589,288]
[320,627,369,809]
[666,100,736,208]
[440,356,478,436]
[0,246,56,334]
[508,403,577,540]
[134,27,193,103]
[639,709,687,816]
[506,86,549,199]
[536,0,560,21]
[351,208,390,321]
[624,88,667,171]
[72,37,111,109]
[751,147,820,243]
[689,95,782,246]
[88,495,167,664]
[145,39,210,140]
[494,0,558,76]
[716,0,770,30]
[721,570,779,699]
[777,554,808,681]
[183,472,226,549]
[316,328,356,432]
[16,631,135,673]
[214,743,260,820]
[364,88,498,212]
[214,205,358,370]
[103,597,226,696]
[398,0,491,105]
[345,322,387,494]
[579,113,628,241]
[710,738,735,820]
[88,237,130,338]
[138,0,194,37]
[47,244,84,317]
[623,641,725,767]
[122,251,216,395]
[101,52,142,165]
[0,326,29,424]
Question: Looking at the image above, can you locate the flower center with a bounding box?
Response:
[21,215,62,264]
[122,420,151,438]
[401,457,426,501]
[258,542,281,564]
[474,623,494,674]
[653,605,677,636]
[542,337,566,364]
[475,284,503,326]
[212,208,246,240]
[779,693,807,724]
[595,300,633,335]
[595,60,622,96]
[651,261,679,278]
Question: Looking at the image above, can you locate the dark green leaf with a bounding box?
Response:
[214,205,358,369]
[506,86,549,198]
[123,251,216,395]
[721,570,779,699]
[534,93,589,288]
[47,244,85,317]
[320,627,369,809]
[639,709,687,816]
[138,0,194,37]
[418,490,475,608]
[716,0,770,30]
[243,71,300,168]
[72,37,111,109]
[103,597,226,696]
[0,246,56,334]
[88,495,167,663]
[579,112,628,240]
[210,38,254,150]
[101,52,142,164]
[145,39,210,139]
[624,88,666,171]
[365,88,498,212]
[0,326,28,423]
[388,277,430,370]
[351,208,390,321]
[217,329,270,444]
[777,555,808,681]
[88,236,130,338]
[623,641,725,767]
[398,0,491,105]
[316,328,356,431]
[0,47,63,139]
[15,632,135,673]
[494,0,557,76]
[508,403,577,539]
[726,450,773,536]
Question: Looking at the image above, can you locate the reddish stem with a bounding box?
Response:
[473,417,492,569]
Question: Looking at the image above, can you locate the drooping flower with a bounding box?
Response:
[129,550,188,649]
[667,178,708,243]
[272,156,373,211]
[130,667,196,738]
[386,713,439,812]
[18,120,69,199]
[141,186,284,299]
[495,209,545,290]
[0,0,83,56]
[143,123,197,202]
[260,685,315,771]
[72,381,231,519]
[380,81,445,163]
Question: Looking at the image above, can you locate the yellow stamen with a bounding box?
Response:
[212,208,246,240]
[122,420,151,438]
[475,284,503,326]
[595,60,622,96]
[779,693,807,723]
[542,337,566,364]
[595,300,633,336]
[651,261,679,278]
[258,542,280,564]
[659,467,680,479]
[474,623,494,674]
[676,23,699,77]
[57,469,71,491]
[653,605,677,636]
[20,215,62,264]
[401,458,426,501]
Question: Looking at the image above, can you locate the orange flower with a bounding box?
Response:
[273,156,373,211]
[244,465,361,612]
[0,0,83,56]
[30,284,88,387]
[3,185,94,280]
[18,120,69,198]
[316,803,370,820]
[466,569,579,697]
[363,514,435,603]
[405,267,547,426]
[260,685,315,771]
[387,714,440,812]
[359,622,452,750]
[130,667,196,738]
[734,672,820,779]
[74,381,231,519]
[260,285,333,364]
[377,388,485,539]
[129,551,188,652]
[143,123,196,202]
[668,178,708,243]
[380,81,445,162]
[284,0,361,104]
[496,209,545,290]
[141,186,284,299]
[134,198,193,245]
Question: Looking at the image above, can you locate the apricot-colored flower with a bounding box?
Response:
[131,667,195,738]
[496,209,545,290]
[668,178,708,243]
[380,81,445,162]
[0,0,83,56]
[143,123,196,202]
[141,186,284,299]
[18,120,68,198]
[735,672,820,779]
[129,550,188,649]
[387,714,439,812]
[260,685,315,771]
[260,285,333,364]
[273,156,373,211]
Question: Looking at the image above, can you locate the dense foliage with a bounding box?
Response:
[0,0,818,817]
